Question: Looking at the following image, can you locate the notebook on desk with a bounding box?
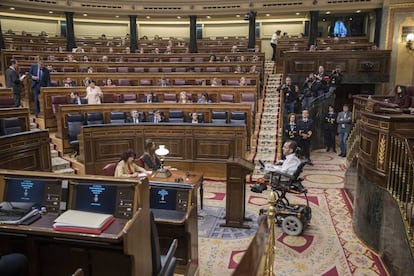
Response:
[0,202,40,225]
[53,209,115,234]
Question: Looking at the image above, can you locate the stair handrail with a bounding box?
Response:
[387,134,414,255]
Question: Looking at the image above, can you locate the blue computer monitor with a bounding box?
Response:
[150,187,177,210]
[5,177,48,208]
[73,183,117,215]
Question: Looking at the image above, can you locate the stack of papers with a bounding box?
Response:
[53,210,114,234]
[0,202,39,225]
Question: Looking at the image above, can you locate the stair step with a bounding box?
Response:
[53,167,75,174]
[51,149,59,158]
[51,157,71,171]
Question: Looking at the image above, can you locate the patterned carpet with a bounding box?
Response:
[198,149,389,276]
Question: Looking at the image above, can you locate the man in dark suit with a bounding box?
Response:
[297,109,314,165]
[5,59,23,107]
[69,91,86,105]
[127,109,142,124]
[336,104,352,157]
[30,59,51,116]
[143,92,158,103]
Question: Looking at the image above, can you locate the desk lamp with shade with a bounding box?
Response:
[154,145,172,178]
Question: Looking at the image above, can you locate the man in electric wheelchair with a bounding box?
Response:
[251,140,312,235]
[251,139,302,193]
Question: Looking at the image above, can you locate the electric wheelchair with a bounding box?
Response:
[252,160,312,236]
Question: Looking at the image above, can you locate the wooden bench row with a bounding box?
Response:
[4,34,258,47]
[14,60,263,74]
[1,50,264,71]
[56,103,253,153]
[4,42,256,54]
[40,86,258,129]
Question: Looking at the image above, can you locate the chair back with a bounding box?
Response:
[67,113,84,142]
[220,94,234,103]
[86,112,104,125]
[118,79,132,86]
[124,94,137,103]
[109,112,126,124]
[168,110,184,123]
[230,112,246,125]
[102,163,117,176]
[292,161,308,180]
[164,93,177,103]
[51,95,68,116]
[211,111,228,124]
[0,97,15,108]
[0,117,22,135]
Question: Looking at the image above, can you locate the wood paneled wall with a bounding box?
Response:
[80,124,246,177]
[0,130,51,171]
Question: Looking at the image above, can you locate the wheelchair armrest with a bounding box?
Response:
[272,171,295,180]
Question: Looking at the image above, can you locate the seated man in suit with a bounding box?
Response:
[69,91,86,104]
[149,109,164,123]
[127,109,141,124]
[144,92,157,103]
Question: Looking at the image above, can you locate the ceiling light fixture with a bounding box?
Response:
[146,16,151,19]
[356,10,361,13]
[206,15,211,19]
[49,11,54,14]
[266,14,270,17]
[326,11,331,15]
[10,7,15,10]
[177,16,181,19]
[115,15,119,18]
[296,12,300,16]
[236,14,240,18]
[83,13,88,17]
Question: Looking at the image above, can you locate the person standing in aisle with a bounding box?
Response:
[297,109,314,165]
[270,30,281,61]
[337,104,352,157]
[29,59,50,116]
[5,59,23,107]
[324,105,337,152]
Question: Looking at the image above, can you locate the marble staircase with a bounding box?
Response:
[251,61,282,180]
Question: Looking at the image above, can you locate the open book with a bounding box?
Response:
[53,210,115,234]
[0,202,40,225]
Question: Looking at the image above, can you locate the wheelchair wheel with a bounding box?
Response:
[281,215,303,236]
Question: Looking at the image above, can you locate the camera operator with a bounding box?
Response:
[278,76,298,116]
[328,66,343,93]
[301,73,322,111]
[314,65,329,97]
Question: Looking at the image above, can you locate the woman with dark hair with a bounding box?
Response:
[142,139,161,170]
[283,113,298,143]
[114,149,146,177]
[197,93,211,104]
[394,85,410,108]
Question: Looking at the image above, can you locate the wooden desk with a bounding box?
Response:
[149,169,204,209]
[149,170,202,276]
[0,170,151,276]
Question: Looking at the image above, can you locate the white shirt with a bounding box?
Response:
[270,33,279,44]
[266,153,301,176]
